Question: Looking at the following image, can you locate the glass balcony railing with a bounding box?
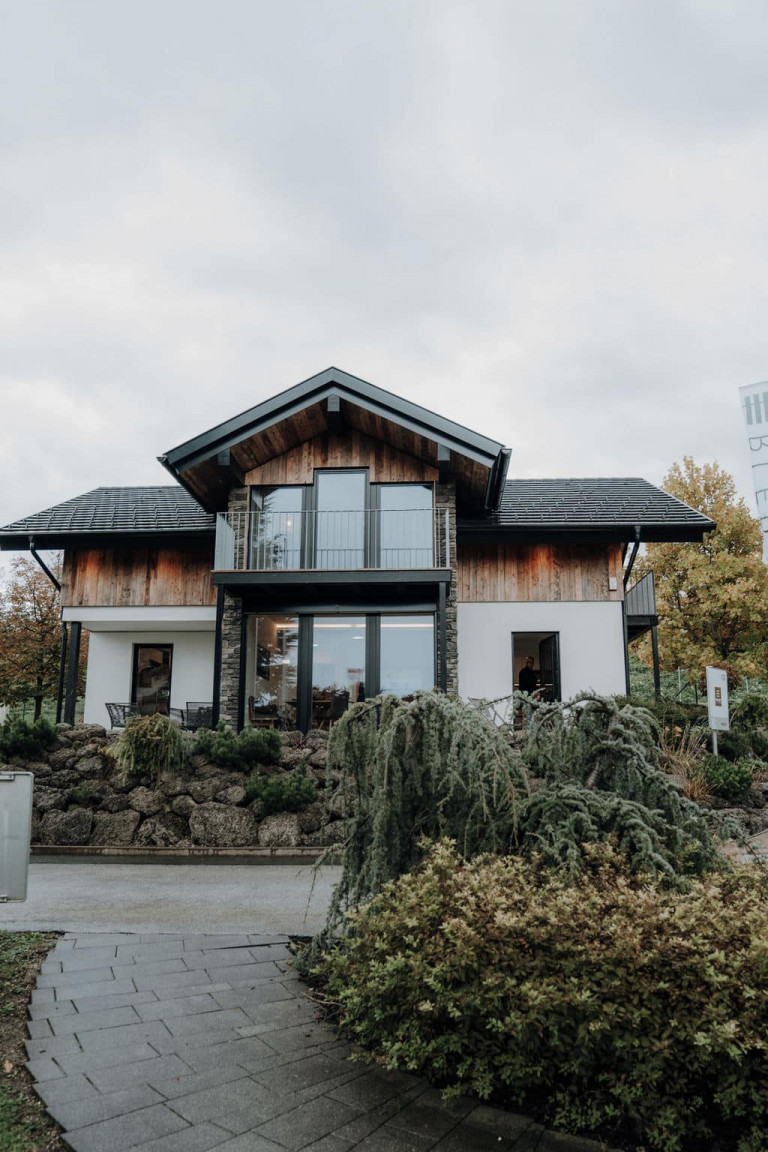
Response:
[214,508,451,572]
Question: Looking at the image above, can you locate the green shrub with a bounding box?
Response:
[717,728,753,762]
[245,766,316,814]
[702,754,753,799]
[194,722,281,772]
[317,840,768,1152]
[0,716,57,760]
[731,688,768,731]
[116,714,185,781]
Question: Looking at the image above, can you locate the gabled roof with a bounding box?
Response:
[160,367,511,512]
[457,478,715,543]
[0,487,215,550]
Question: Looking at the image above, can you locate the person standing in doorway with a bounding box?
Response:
[519,656,537,695]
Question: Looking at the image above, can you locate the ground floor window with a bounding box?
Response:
[512,631,561,702]
[132,644,173,715]
[243,612,436,730]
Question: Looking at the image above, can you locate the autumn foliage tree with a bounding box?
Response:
[637,458,768,681]
[0,555,69,720]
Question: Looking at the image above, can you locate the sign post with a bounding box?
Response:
[0,771,33,903]
[705,666,730,756]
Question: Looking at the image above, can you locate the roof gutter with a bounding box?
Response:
[623,525,642,590]
[29,537,61,592]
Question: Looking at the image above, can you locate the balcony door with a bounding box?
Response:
[314,470,367,570]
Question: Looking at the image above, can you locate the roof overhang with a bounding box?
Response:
[457,521,715,545]
[160,367,511,513]
[0,529,215,552]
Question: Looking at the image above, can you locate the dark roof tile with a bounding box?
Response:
[0,487,215,540]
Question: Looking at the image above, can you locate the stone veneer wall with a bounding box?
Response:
[218,486,249,729]
[435,481,459,694]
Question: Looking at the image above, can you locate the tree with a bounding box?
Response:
[0,555,73,720]
[636,459,768,680]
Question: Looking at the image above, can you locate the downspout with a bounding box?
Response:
[28,537,67,722]
[623,525,642,589]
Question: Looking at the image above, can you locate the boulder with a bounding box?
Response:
[69,724,107,743]
[134,813,188,847]
[76,756,106,779]
[33,786,65,814]
[257,812,301,848]
[156,771,191,797]
[189,803,259,847]
[306,745,328,770]
[128,786,164,816]
[99,790,130,813]
[171,794,197,818]
[48,748,78,769]
[739,787,766,810]
[48,770,82,791]
[40,808,93,845]
[27,761,52,779]
[216,785,246,806]
[302,821,348,847]
[280,730,305,749]
[188,776,227,804]
[279,746,309,770]
[297,802,323,834]
[718,808,768,836]
[90,810,141,846]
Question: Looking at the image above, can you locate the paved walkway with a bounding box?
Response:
[1,862,340,936]
[26,933,615,1152]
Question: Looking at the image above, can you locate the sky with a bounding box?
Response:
[2,0,768,554]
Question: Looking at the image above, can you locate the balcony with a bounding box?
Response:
[213,508,451,574]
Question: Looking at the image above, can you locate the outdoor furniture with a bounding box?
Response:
[248,697,279,728]
[105,703,140,729]
[184,702,213,730]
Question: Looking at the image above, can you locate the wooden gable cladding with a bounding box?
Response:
[457,542,624,603]
[61,544,216,608]
[244,431,438,486]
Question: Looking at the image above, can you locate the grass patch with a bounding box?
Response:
[0,931,64,1152]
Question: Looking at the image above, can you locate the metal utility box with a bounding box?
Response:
[0,771,33,902]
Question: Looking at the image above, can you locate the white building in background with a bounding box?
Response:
[739,381,768,562]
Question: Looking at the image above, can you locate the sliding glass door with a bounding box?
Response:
[311,617,366,727]
[314,471,366,569]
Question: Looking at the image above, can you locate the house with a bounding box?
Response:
[0,368,714,730]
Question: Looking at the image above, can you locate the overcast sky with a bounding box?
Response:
[2,0,767,546]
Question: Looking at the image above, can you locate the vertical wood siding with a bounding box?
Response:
[61,544,216,607]
[456,543,624,602]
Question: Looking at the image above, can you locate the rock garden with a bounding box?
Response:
[0,713,344,850]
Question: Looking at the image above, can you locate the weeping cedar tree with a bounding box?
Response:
[319,691,727,941]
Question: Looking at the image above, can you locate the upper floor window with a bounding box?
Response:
[378,483,433,568]
[250,486,303,570]
[315,470,366,570]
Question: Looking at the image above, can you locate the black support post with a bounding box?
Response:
[211,587,225,726]
[651,624,661,698]
[55,623,68,724]
[64,621,81,725]
[237,611,248,732]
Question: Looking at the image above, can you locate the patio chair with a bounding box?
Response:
[184,702,213,730]
[105,702,139,729]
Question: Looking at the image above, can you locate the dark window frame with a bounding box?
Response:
[131,643,174,712]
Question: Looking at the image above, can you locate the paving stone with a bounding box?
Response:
[255,1053,352,1095]
[169,1076,279,1125]
[254,1095,361,1150]
[25,1034,82,1059]
[204,962,283,986]
[387,1097,463,1140]
[112,957,189,981]
[47,1083,164,1130]
[331,1092,427,1144]
[356,1128,437,1152]
[134,968,216,992]
[40,959,63,974]
[140,933,187,944]
[182,946,262,970]
[63,1102,188,1152]
[301,1137,353,1152]
[116,941,188,962]
[536,1132,610,1151]
[59,947,120,971]
[30,987,56,1005]
[70,989,158,1013]
[152,979,231,1001]
[259,1019,337,1054]
[72,934,133,948]
[51,1004,141,1035]
[164,1007,252,1038]
[53,977,138,1002]
[182,934,253,951]
[240,996,316,1027]
[37,966,118,989]
[178,1035,276,1073]
[26,1017,53,1038]
[150,1062,251,1100]
[247,935,290,947]
[25,1056,65,1082]
[35,1074,100,1106]
[512,1124,545,1151]
[434,1123,514,1151]
[150,1027,246,1056]
[468,1104,534,1141]
[327,1069,416,1111]
[212,985,295,1012]
[29,998,77,1020]
[135,993,222,1021]
[133,1121,234,1151]
[88,1054,195,1093]
[76,1019,173,1051]
[55,1040,161,1075]
[209,1133,285,1151]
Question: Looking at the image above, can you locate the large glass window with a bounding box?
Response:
[315,471,366,569]
[380,616,435,696]
[250,486,303,570]
[245,615,299,726]
[378,484,433,568]
[311,616,366,727]
[132,645,173,715]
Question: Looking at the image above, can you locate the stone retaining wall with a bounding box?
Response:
[9,723,345,850]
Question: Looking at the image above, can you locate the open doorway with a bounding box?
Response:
[511,632,561,701]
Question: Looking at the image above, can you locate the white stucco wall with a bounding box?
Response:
[457,601,627,702]
[84,631,216,728]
